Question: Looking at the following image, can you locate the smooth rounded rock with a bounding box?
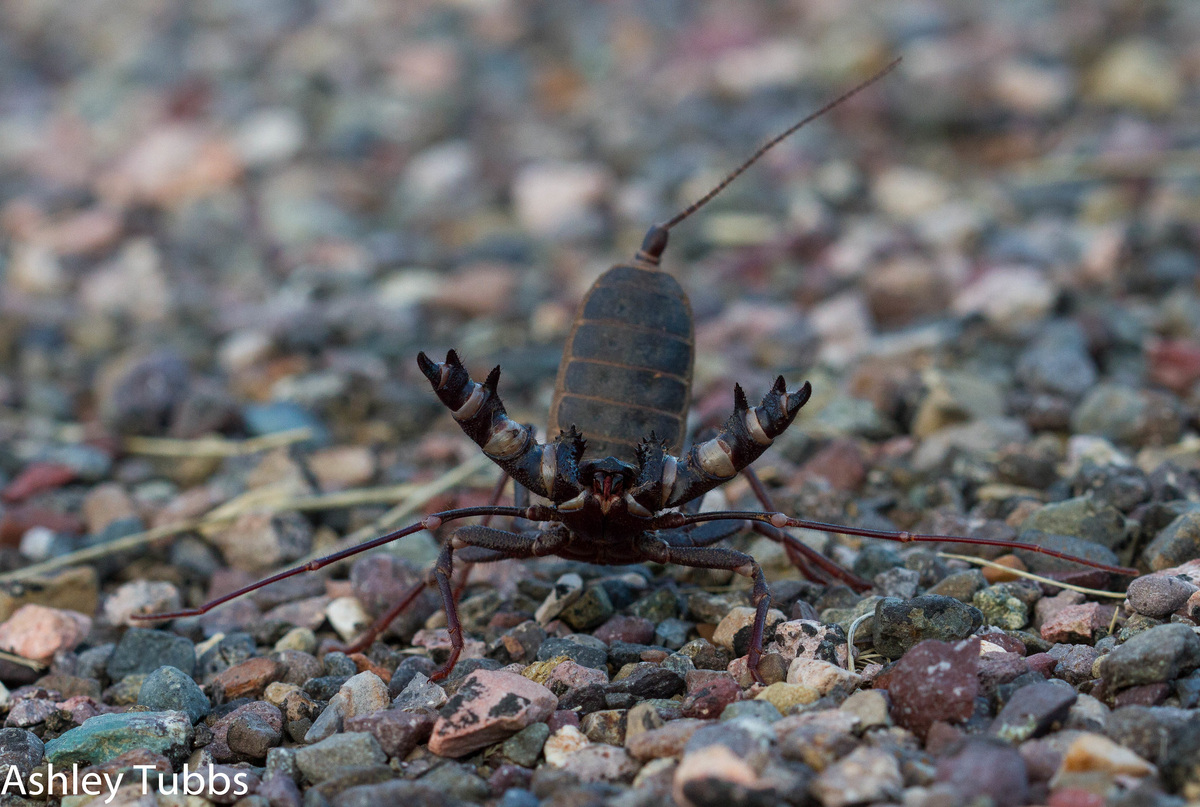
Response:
[138,665,210,722]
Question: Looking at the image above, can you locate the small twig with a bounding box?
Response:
[294,453,495,565]
[936,552,1129,599]
[123,428,315,457]
[0,454,495,583]
[0,649,48,672]
[845,611,873,671]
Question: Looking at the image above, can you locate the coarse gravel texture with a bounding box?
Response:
[0,2,1199,807]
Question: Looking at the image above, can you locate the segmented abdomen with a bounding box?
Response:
[549,263,694,463]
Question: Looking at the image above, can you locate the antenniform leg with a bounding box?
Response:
[637,536,772,685]
[431,525,570,681]
[631,379,811,511]
[418,351,584,502]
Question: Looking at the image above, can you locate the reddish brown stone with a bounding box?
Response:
[212,656,284,699]
[345,708,436,759]
[1039,603,1112,644]
[681,671,741,719]
[1,463,76,504]
[428,670,556,758]
[883,638,979,740]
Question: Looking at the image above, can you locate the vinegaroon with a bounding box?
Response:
[139,58,1137,683]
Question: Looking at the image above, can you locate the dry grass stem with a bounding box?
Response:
[936,552,1129,599]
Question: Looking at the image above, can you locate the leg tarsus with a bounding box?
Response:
[645,539,772,686]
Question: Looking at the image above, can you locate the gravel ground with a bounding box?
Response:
[0,2,1199,806]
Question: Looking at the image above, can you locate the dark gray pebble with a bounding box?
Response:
[107,628,196,679]
[607,664,685,699]
[935,737,1029,807]
[990,680,1076,742]
[322,651,358,678]
[536,637,607,670]
[1102,623,1200,691]
[389,655,437,699]
[0,727,44,779]
[138,665,210,722]
[872,595,984,659]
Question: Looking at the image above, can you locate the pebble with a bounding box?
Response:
[1055,731,1156,779]
[102,580,181,626]
[0,727,43,780]
[1125,574,1198,618]
[393,672,447,712]
[785,658,861,695]
[626,719,707,762]
[839,689,891,729]
[211,656,283,699]
[308,445,376,491]
[106,628,195,679]
[594,615,656,646]
[512,162,613,237]
[872,595,983,659]
[883,638,979,740]
[680,670,741,719]
[344,708,436,759]
[209,511,314,574]
[936,738,1029,807]
[294,732,386,783]
[1040,602,1112,644]
[1101,623,1200,691]
[339,671,390,719]
[557,744,639,783]
[137,665,210,722]
[770,619,847,665]
[44,711,193,766]
[97,350,191,435]
[429,670,557,758]
[1088,38,1182,114]
[536,636,607,670]
[226,707,284,762]
[543,724,590,767]
[579,708,625,745]
[1142,510,1200,571]
[755,682,819,714]
[990,680,1077,743]
[497,722,550,767]
[0,604,91,661]
[810,746,903,807]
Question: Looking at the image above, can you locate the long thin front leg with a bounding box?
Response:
[132,504,532,622]
[742,468,872,591]
[653,510,1139,577]
[339,472,512,655]
[431,525,564,680]
[639,537,772,685]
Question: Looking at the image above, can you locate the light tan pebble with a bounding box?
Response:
[82,482,138,534]
[264,682,299,706]
[102,580,182,627]
[839,690,891,729]
[711,606,785,651]
[544,725,590,767]
[786,657,862,695]
[326,597,371,643]
[274,627,318,654]
[1053,732,1156,779]
[755,682,820,714]
[309,446,377,492]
